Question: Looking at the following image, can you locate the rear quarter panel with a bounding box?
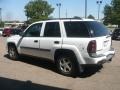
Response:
[62,38,94,64]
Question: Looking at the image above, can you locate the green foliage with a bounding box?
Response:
[87,14,95,19]
[24,0,54,23]
[111,0,120,26]
[0,22,4,27]
[103,4,112,25]
[73,16,81,19]
[104,0,120,26]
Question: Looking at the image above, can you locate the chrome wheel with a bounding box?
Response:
[57,55,77,76]
[59,58,72,73]
[9,48,16,58]
[8,45,18,60]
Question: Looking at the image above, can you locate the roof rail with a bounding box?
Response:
[47,18,83,20]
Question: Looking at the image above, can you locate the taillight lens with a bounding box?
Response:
[87,40,96,54]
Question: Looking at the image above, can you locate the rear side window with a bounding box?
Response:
[64,22,89,37]
[85,21,110,37]
[44,22,61,37]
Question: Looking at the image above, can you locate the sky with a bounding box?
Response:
[0,0,111,21]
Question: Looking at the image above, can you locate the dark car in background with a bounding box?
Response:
[2,28,12,37]
[2,28,22,37]
[112,28,120,40]
[11,28,22,35]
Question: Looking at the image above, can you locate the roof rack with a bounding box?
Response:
[47,18,83,20]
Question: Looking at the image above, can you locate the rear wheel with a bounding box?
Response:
[56,55,77,76]
[8,45,19,60]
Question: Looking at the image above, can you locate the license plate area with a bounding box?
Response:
[104,40,109,47]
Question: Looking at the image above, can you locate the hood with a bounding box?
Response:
[7,35,21,46]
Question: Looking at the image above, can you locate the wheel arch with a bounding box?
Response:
[7,42,18,53]
[7,42,16,48]
[54,49,77,61]
[54,49,84,75]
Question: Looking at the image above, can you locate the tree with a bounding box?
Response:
[87,14,95,19]
[111,0,120,26]
[73,16,81,19]
[104,0,120,26]
[24,0,54,23]
[0,22,4,27]
[103,4,112,25]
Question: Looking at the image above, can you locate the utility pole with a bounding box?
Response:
[65,9,68,18]
[0,8,2,22]
[85,0,87,18]
[56,3,61,19]
[96,0,102,20]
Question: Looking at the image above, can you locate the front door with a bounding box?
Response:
[20,23,42,57]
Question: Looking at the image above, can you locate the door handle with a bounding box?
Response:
[54,41,59,44]
[34,40,38,43]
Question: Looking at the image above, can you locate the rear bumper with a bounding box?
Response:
[85,48,115,65]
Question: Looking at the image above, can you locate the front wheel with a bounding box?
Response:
[56,55,77,76]
[8,45,19,60]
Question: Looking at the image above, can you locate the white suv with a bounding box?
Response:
[6,19,115,76]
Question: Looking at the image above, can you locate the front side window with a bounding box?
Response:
[44,22,61,37]
[64,21,89,37]
[24,23,42,37]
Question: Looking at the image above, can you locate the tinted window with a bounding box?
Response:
[85,21,110,37]
[64,21,89,37]
[44,22,61,37]
[24,23,42,37]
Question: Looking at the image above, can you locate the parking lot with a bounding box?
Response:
[0,37,120,90]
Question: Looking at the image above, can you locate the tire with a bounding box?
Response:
[56,55,77,76]
[8,45,19,60]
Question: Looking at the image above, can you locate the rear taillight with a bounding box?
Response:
[87,40,96,55]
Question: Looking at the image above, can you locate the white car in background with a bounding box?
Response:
[0,28,3,36]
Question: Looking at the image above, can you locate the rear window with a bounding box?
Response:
[85,21,110,37]
[64,21,109,37]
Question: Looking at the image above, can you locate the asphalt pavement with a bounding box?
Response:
[0,37,120,90]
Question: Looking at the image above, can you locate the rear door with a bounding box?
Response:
[39,21,62,59]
